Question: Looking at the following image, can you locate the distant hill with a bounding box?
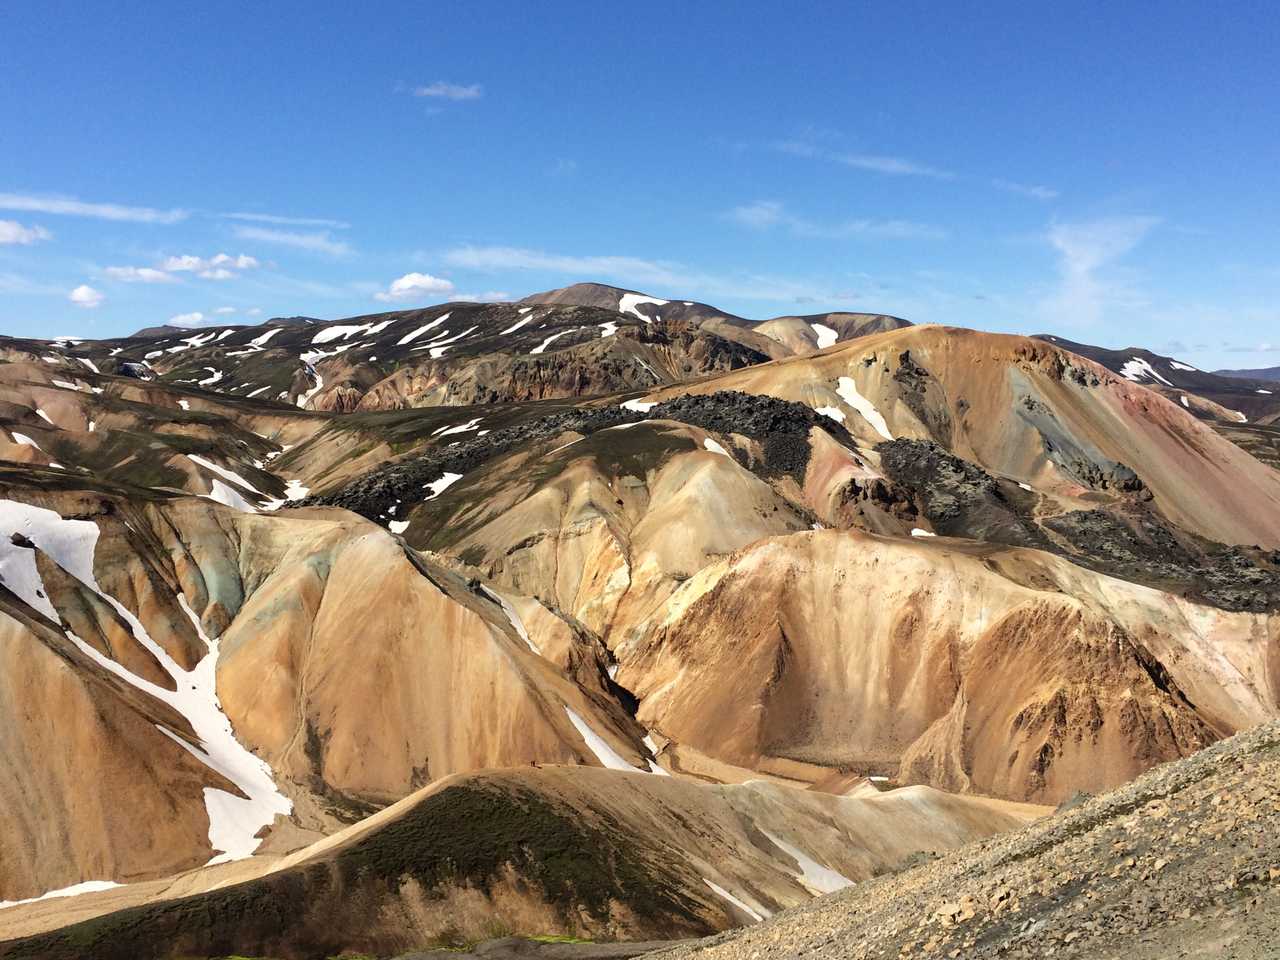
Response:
[1214,365,1280,382]
[1033,334,1280,423]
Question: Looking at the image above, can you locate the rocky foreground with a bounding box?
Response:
[651,719,1280,959]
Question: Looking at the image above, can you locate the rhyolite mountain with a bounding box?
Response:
[0,287,1277,958]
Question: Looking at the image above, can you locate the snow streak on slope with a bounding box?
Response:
[397,313,450,346]
[0,880,123,911]
[835,376,893,441]
[563,706,638,772]
[187,455,266,503]
[704,879,766,922]
[759,828,853,895]
[481,584,539,654]
[296,366,323,408]
[531,329,574,354]
[0,500,292,869]
[499,314,534,336]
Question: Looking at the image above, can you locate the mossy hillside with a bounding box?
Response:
[0,784,708,960]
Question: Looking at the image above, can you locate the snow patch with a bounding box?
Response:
[432,417,484,438]
[11,432,42,451]
[911,528,936,537]
[703,437,731,457]
[35,409,53,425]
[811,323,838,349]
[51,379,80,391]
[621,398,657,413]
[388,520,409,534]
[759,829,853,895]
[1180,395,1190,408]
[1258,389,1273,395]
[835,376,893,440]
[618,293,668,323]
[296,365,323,408]
[642,733,670,776]
[1119,357,1173,386]
[424,472,463,500]
[204,479,258,512]
[1169,360,1198,371]
[76,357,100,373]
[187,455,265,503]
[599,321,619,337]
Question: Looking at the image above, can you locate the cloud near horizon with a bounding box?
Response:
[68,284,104,308]
[374,272,455,302]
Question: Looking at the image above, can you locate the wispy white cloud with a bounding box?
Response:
[104,253,258,283]
[68,284,104,308]
[993,179,1059,200]
[1039,216,1160,326]
[726,200,946,240]
[103,265,178,283]
[0,192,186,224]
[414,81,483,100]
[220,211,350,229]
[232,225,351,257]
[0,220,51,245]
[213,306,237,315]
[374,272,454,302]
[774,141,955,180]
[168,311,207,328]
[163,252,261,278]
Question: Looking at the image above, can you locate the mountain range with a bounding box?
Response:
[0,282,1277,958]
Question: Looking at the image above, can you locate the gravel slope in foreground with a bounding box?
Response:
[652,720,1280,959]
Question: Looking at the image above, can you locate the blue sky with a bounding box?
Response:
[2,1,1277,369]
